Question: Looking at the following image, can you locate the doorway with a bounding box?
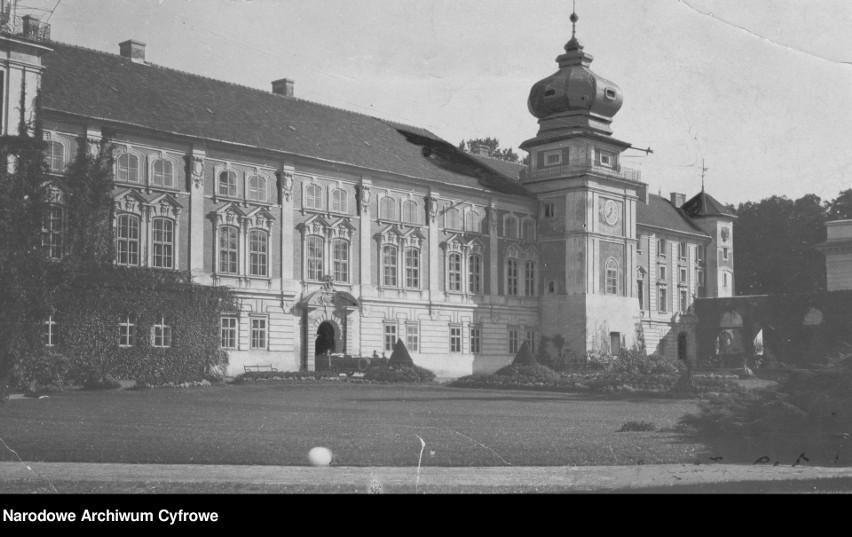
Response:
[315,321,336,356]
[678,332,688,361]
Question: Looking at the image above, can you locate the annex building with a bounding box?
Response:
[0,14,736,378]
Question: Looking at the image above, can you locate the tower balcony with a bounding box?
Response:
[0,15,51,42]
[523,156,642,183]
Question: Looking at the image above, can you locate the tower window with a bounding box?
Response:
[605,88,617,100]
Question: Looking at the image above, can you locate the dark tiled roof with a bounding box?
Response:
[469,154,526,182]
[40,42,530,197]
[681,190,737,218]
[637,194,709,237]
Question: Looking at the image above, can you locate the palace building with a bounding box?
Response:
[0,13,736,377]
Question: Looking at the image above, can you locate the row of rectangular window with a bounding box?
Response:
[382,323,532,355]
[45,316,173,348]
[220,317,267,350]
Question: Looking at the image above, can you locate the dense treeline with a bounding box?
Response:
[733,190,852,295]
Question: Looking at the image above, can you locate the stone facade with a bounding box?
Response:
[0,17,737,377]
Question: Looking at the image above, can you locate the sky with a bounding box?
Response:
[15,0,852,205]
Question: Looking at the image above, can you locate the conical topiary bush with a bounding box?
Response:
[388,339,414,367]
[512,341,536,366]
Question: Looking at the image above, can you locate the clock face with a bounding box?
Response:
[603,200,619,226]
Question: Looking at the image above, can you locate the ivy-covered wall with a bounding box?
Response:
[37,266,235,384]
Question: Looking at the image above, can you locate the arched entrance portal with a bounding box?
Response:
[315,321,337,357]
[677,332,688,361]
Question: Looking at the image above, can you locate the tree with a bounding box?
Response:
[733,194,827,295]
[0,86,51,398]
[827,189,852,221]
[458,137,529,165]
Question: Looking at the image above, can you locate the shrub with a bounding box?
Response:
[388,339,414,367]
[233,370,341,383]
[9,348,73,393]
[363,365,435,383]
[495,363,561,383]
[82,374,122,391]
[611,348,682,376]
[617,421,657,432]
[512,341,536,366]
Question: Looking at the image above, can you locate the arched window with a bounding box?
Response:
[332,239,349,283]
[506,259,519,295]
[331,189,348,213]
[605,258,619,295]
[116,214,140,266]
[218,226,239,274]
[465,211,483,233]
[306,236,324,281]
[247,175,268,203]
[217,170,237,197]
[504,216,518,239]
[151,218,174,269]
[249,230,268,277]
[152,159,175,188]
[382,245,398,287]
[381,197,397,221]
[47,141,64,173]
[447,252,463,292]
[42,205,64,260]
[304,184,323,210]
[522,219,536,240]
[468,254,482,294]
[403,201,419,225]
[116,153,139,183]
[445,208,461,230]
[405,248,420,289]
[525,260,536,296]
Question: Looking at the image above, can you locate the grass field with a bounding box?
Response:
[0,383,706,467]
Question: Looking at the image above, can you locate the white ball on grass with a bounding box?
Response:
[308,447,333,466]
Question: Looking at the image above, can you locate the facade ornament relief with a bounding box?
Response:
[87,139,100,158]
[190,156,205,189]
[280,170,293,201]
[358,184,371,214]
[427,197,439,224]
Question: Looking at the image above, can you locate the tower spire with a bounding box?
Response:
[701,159,708,192]
[571,1,578,39]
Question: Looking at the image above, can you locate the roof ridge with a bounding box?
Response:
[469,152,526,167]
[47,40,438,137]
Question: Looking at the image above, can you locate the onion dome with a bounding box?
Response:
[527,12,623,132]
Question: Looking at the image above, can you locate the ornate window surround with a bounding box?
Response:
[377,224,425,290]
[300,214,356,285]
[504,243,539,297]
[113,189,184,269]
[442,233,485,295]
[212,201,276,280]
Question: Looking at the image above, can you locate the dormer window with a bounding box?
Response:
[543,149,563,167]
[595,149,615,168]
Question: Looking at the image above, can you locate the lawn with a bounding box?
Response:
[0,383,704,467]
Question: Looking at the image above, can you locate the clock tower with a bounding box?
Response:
[520,10,646,358]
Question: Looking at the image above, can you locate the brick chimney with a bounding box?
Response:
[670,192,686,208]
[470,142,490,157]
[119,40,147,63]
[272,78,295,97]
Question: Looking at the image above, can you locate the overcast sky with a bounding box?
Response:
[20,0,852,205]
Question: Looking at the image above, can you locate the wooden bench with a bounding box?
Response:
[243,365,278,373]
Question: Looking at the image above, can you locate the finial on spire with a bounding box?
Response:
[701,159,708,192]
[570,1,579,38]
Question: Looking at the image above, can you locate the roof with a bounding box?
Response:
[468,154,526,182]
[637,194,710,238]
[681,190,738,219]
[40,42,531,197]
